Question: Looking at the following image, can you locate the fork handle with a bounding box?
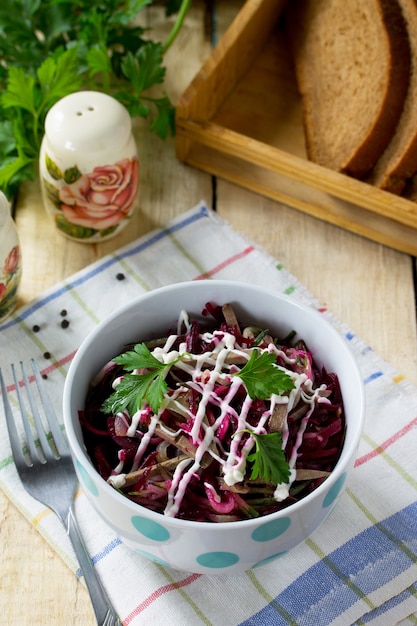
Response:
[66,506,121,625]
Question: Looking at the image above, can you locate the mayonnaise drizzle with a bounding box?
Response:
[107,311,333,515]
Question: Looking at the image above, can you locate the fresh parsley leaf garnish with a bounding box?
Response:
[234,350,295,399]
[113,342,165,372]
[102,342,183,415]
[247,431,291,485]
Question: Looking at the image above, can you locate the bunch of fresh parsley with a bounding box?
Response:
[0,0,190,198]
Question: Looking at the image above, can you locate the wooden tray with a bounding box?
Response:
[175,0,417,255]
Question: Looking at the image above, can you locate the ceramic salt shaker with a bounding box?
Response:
[0,191,21,322]
[39,91,139,242]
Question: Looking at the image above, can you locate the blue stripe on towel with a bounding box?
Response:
[240,501,417,626]
[359,582,417,623]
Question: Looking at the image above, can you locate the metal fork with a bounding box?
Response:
[0,360,122,626]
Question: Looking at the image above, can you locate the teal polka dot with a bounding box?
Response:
[253,551,288,568]
[133,548,171,567]
[196,551,239,569]
[131,515,170,541]
[251,517,291,542]
[323,473,347,508]
[76,459,99,497]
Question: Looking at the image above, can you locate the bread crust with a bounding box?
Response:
[368,0,417,193]
[286,0,411,178]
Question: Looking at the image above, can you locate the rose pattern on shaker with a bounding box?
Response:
[42,155,139,240]
[0,244,21,321]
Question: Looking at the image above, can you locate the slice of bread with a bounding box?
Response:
[286,0,411,178]
[368,0,417,193]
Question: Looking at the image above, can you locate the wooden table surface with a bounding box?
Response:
[1,2,417,624]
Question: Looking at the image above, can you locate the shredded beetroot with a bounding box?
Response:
[204,483,236,513]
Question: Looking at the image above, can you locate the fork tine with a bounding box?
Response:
[0,367,29,469]
[11,363,43,465]
[18,361,58,463]
[30,359,69,457]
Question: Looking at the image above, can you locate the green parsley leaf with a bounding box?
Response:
[0,120,16,155]
[120,94,152,119]
[247,431,291,485]
[102,342,183,415]
[149,94,175,139]
[112,342,165,371]
[0,155,34,195]
[1,66,36,114]
[38,47,84,110]
[234,350,295,400]
[86,45,113,80]
[102,370,168,416]
[121,43,166,94]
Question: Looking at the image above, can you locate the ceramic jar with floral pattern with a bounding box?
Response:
[0,191,21,322]
[39,91,139,242]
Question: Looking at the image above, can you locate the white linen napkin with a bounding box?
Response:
[0,202,416,625]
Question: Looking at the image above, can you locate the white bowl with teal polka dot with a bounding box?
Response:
[63,280,365,575]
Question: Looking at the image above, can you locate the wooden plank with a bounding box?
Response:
[176,0,287,159]
[176,125,417,255]
[178,118,417,226]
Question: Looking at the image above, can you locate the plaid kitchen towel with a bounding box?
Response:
[0,202,416,626]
